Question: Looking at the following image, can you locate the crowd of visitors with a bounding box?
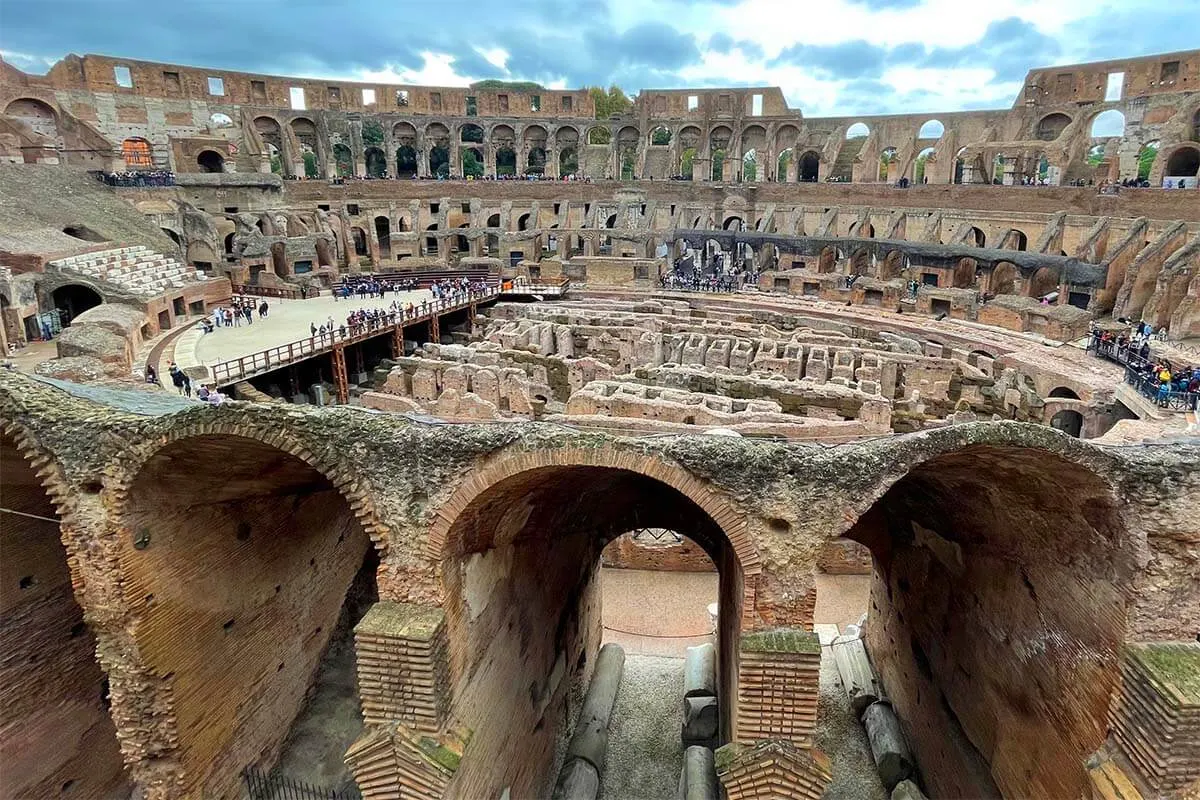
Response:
[1090,322,1199,409]
[97,170,176,187]
[202,298,269,333]
[335,276,420,300]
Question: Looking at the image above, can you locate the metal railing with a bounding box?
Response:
[231,284,304,300]
[242,767,361,800]
[211,288,497,385]
[1088,332,1198,412]
[502,277,572,294]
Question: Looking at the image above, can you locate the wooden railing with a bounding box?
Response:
[211,288,498,386]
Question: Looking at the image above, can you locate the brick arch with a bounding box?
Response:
[426,446,760,576]
[0,417,78,524]
[108,420,389,554]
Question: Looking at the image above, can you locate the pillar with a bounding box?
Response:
[735,628,821,747]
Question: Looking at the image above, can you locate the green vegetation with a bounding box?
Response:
[462,148,484,178]
[471,79,545,92]
[777,149,791,178]
[652,127,671,146]
[302,151,318,178]
[361,119,384,146]
[739,628,821,655]
[681,147,696,179]
[712,148,725,180]
[1138,142,1159,180]
[743,150,757,181]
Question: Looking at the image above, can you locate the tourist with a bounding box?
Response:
[168,363,186,395]
[310,322,318,337]
[242,306,253,325]
[145,365,159,385]
[259,301,269,318]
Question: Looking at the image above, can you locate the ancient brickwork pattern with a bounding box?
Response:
[1109,642,1200,793]
[354,602,450,733]
[735,629,821,747]
[715,740,831,800]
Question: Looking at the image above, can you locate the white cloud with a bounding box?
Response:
[358,52,475,87]
[477,47,509,70]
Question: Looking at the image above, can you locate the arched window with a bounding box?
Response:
[197,150,225,173]
[845,122,869,139]
[1090,109,1125,138]
[917,119,944,139]
[122,138,152,168]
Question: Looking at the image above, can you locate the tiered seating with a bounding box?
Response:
[49,246,210,298]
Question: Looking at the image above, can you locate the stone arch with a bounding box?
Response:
[845,122,870,139]
[798,150,820,182]
[364,146,387,178]
[426,447,759,796]
[917,119,944,139]
[838,437,1131,800]
[1036,113,1072,141]
[4,97,59,140]
[51,283,103,323]
[459,123,484,144]
[649,125,671,146]
[426,447,757,571]
[1049,409,1083,438]
[586,126,610,145]
[914,146,936,183]
[1048,386,1081,400]
[1030,266,1060,298]
[879,147,898,181]
[556,125,580,175]
[121,137,153,168]
[1166,145,1200,178]
[208,112,233,129]
[991,261,1019,295]
[709,125,733,180]
[0,422,131,798]
[1090,109,1126,138]
[110,430,385,796]
[1000,228,1028,251]
[196,149,225,173]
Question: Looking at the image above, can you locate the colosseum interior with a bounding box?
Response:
[0,42,1198,800]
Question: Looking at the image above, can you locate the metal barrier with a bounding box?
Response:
[242,767,361,800]
[1088,333,1198,412]
[211,288,498,386]
[231,284,304,300]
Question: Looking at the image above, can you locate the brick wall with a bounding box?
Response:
[0,435,129,798]
[601,531,717,572]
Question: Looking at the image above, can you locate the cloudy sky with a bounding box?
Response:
[0,0,1196,117]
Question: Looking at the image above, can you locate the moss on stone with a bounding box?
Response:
[740,628,821,655]
[713,742,744,772]
[1130,642,1200,705]
[354,601,444,641]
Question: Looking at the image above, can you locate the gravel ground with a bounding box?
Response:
[817,645,888,800]
[599,654,686,800]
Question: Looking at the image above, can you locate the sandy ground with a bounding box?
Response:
[597,568,884,799]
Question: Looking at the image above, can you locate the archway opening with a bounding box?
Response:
[364,147,387,178]
[1166,146,1200,178]
[395,145,418,179]
[51,284,102,325]
[1048,386,1081,400]
[1137,141,1159,181]
[435,463,747,799]
[0,433,130,798]
[375,216,391,259]
[1090,109,1126,138]
[917,119,944,139]
[1036,113,1071,141]
[845,122,870,139]
[799,150,820,182]
[333,144,354,178]
[1049,410,1084,437]
[122,435,376,797]
[843,446,1128,800]
[914,147,936,183]
[879,147,897,182]
[122,137,153,169]
[197,150,225,173]
[496,146,517,177]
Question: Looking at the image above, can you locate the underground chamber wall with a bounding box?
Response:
[121,434,374,796]
[845,445,1131,799]
[434,464,744,799]
[0,432,129,798]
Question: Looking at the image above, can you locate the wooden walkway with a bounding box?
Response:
[211,288,497,401]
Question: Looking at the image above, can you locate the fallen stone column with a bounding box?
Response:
[551,643,626,800]
[891,778,930,800]
[678,745,719,800]
[682,643,719,747]
[830,633,881,716]
[862,700,916,790]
